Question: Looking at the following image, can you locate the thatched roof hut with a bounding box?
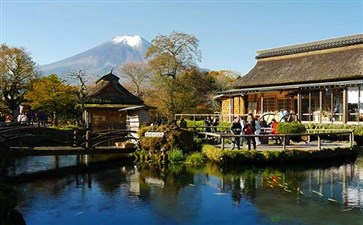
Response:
[232,34,363,89]
[217,34,363,124]
[84,72,151,130]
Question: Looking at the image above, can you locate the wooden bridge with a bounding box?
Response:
[0,126,138,157]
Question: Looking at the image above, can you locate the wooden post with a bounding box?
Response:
[343,88,347,124]
[86,130,92,149]
[297,93,302,121]
[221,137,225,150]
[350,130,354,147]
[282,135,286,150]
[55,156,59,169]
[307,130,311,143]
[318,135,321,150]
[319,90,323,123]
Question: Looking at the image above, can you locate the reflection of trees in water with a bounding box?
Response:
[94,168,128,193]
[207,161,363,224]
[138,164,201,224]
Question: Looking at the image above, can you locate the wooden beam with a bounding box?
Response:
[343,88,347,124]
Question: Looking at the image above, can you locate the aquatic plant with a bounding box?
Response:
[167,148,185,163]
[185,152,206,165]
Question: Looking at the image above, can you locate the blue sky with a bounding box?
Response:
[1,0,362,75]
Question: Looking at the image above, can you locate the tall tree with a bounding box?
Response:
[119,62,151,97]
[24,74,79,126]
[144,68,217,118]
[146,31,201,79]
[64,69,90,111]
[0,44,39,114]
[145,31,202,119]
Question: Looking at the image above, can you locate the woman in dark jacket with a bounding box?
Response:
[230,117,242,149]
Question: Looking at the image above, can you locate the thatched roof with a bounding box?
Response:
[233,34,363,88]
[85,72,144,105]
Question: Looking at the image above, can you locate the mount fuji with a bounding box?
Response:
[40,35,151,82]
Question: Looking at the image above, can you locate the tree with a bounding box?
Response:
[144,68,217,118]
[146,31,201,79]
[208,70,240,91]
[145,31,202,119]
[119,62,151,97]
[64,69,90,110]
[24,74,79,126]
[0,44,39,114]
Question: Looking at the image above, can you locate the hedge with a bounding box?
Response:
[202,144,359,165]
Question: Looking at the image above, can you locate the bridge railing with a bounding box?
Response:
[0,127,137,150]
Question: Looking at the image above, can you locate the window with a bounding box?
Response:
[263,97,275,112]
[277,98,291,112]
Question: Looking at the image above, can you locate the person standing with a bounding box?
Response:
[243,122,256,150]
[254,115,261,145]
[230,117,242,150]
[179,117,187,128]
[270,118,281,144]
[205,116,212,132]
[212,116,219,132]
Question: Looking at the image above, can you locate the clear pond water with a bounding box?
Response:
[10,154,363,225]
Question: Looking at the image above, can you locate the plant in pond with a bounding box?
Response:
[185,152,205,165]
[167,148,185,163]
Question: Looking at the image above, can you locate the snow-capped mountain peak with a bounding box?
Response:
[40,35,151,83]
[112,35,142,47]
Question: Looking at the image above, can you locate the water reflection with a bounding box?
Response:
[14,155,363,225]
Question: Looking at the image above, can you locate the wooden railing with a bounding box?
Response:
[200,130,355,150]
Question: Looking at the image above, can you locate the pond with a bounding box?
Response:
[11,153,363,225]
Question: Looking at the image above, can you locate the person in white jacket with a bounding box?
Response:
[254,115,261,145]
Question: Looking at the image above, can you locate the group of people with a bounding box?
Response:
[0,111,48,126]
[204,116,219,132]
[230,114,259,150]
[230,113,280,150]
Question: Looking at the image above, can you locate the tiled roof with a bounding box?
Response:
[256,34,363,59]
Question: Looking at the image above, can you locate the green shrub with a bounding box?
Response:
[185,152,206,165]
[138,125,194,153]
[201,144,358,164]
[277,122,307,143]
[202,144,224,162]
[168,148,185,163]
[185,120,231,132]
[277,121,306,134]
[303,123,362,144]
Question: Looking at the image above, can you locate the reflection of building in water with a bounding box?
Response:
[128,167,140,195]
[209,160,362,210]
[298,163,362,209]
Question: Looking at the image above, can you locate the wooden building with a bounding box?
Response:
[217,34,363,123]
[84,72,151,130]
